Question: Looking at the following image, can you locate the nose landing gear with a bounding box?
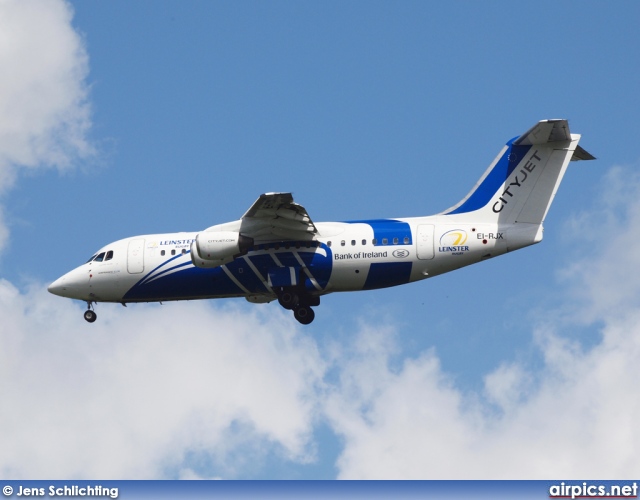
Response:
[84,302,97,323]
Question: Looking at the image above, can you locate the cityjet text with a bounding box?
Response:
[493,149,541,213]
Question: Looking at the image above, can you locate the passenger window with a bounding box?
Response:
[404,237,410,244]
[105,250,114,261]
[171,249,176,256]
[94,252,106,262]
[327,241,332,247]
[161,250,165,256]
[351,240,356,246]
[362,239,366,245]
[372,238,377,245]
[182,249,187,254]
[341,240,345,246]
[393,237,399,245]
[382,238,388,245]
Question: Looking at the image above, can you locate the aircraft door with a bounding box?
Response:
[127,238,145,274]
[416,224,435,260]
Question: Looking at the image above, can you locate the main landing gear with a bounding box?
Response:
[277,288,319,325]
[84,302,97,323]
[294,305,315,325]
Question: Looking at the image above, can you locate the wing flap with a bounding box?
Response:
[240,192,317,243]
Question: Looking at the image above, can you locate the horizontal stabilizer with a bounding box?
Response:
[571,144,596,161]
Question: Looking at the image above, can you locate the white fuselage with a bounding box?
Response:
[48,216,538,305]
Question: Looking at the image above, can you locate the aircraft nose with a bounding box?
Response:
[48,268,87,299]
[48,275,71,297]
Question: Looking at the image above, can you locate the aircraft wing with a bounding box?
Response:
[239,192,318,242]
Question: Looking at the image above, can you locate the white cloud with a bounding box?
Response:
[560,166,640,323]
[0,0,92,248]
[0,282,324,478]
[323,317,640,479]
[324,166,640,479]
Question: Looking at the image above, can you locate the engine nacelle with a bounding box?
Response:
[190,231,254,269]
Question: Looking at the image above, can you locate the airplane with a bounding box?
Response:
[48,119,594,325]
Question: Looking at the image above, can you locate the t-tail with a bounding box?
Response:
[441,119,595,250]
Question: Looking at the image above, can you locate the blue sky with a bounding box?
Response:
[1,0,640,480]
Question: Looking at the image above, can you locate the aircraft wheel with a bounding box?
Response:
[278,290,299,310]
[294,305,315,325]
[84,310,97,323]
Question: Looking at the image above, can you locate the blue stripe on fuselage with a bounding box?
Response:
[225,258,269,293]
[135,252,186,287]
[363,262,413,290]
[344,219,413,246]
[123,265,244,301]
[123,242,334,301]
[141,261,192,285]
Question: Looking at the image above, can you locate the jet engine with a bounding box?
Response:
[190,231,254,268]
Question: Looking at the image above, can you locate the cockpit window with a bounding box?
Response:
[105,250,114,261]
[86,254,97,263]
[94,252,106,262]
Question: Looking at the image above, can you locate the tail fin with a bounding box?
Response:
[442,119,595,225]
